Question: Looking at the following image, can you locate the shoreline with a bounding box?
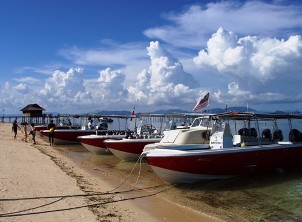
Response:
[0,123,221,221]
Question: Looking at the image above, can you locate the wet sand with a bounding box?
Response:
[0,123,221,222]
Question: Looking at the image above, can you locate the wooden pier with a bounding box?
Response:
[1,112,205,127]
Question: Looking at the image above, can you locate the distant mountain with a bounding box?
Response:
[149,109,191,114]
[92,110,131,116]
[224,106,257,112]
[8,107,301,117]
[43,106,300,117]
[93,106,257,115]
[271,110,301,114]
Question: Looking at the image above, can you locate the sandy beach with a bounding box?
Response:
[0,122,222,222]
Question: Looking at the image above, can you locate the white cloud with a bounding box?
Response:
[128,41,201,109]
[147,42,198,88]
[85,68,128,107]
[127,69,151,103]
[14,65,60,76]
[2,31,302,114]
[14,83,28,92]
[13,77,42,85]
[59,41,150,84]
[194,28,245,75]
[147,41,199,89]
[194,27,302,83]
[213,82,286,107]
[144,1,302,49]
[39,68,93,111]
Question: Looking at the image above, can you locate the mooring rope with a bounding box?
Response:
[109,153,146,192]
[0,184,167,201]
[0,186,170,218]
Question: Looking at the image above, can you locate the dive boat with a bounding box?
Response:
[104,123,162,162]
[34,125,80,132]
[143,112,302,184]
[77,132,127,155]
[99,117,113,123]
[143,115,212,153]
[39,118,113,144]
[104,137,161,162]
[39,129,105,144]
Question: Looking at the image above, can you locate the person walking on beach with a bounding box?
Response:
[21,122,29,142]
[48,120,56,146]
[29,123,36,144]
[12,118,21,139]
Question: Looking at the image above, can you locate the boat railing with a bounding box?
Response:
[209,112,302,149]
[95,130,131,136]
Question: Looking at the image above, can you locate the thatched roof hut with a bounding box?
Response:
[20,103,45,117]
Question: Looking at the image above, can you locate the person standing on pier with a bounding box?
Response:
[47,120,56,146]
[12,118,21,139]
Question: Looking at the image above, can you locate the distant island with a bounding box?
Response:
[6,106,301,117]
[91,106,301,116]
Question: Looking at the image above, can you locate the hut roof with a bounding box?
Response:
[20,103,45,111]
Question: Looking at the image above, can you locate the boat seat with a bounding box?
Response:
[201,130,211,140]
[289,129,302,142]
[250,128,257,137]
[238,128,257,137]
[262,129,272,141]
[238,128,248,136]
[273,129,283,141]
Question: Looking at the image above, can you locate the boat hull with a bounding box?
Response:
[77,134,125,155]
[105,138,161,162]
[35,125,79,132]
[40,129,100,144]
[146,143,302,184]
[149,166,232,184]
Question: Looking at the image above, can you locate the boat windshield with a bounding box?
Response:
[190,117,210,128]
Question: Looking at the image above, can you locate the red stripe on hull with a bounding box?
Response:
[35,126,75,132]
[147,146,302,177]
[105,139,161,155]
[78,137,107,148]
[40,130,96,143]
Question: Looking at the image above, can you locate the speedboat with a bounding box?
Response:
[104,123,162,162]
[39,118,112,144]
[104,137,161,162]
[143,112,302,184]
[34,125,80,132]
[99,117,113,123]
[39,129,105,144]
[143,115,212,153]
[77,132,127,155]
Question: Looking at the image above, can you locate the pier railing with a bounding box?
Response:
[1,112,206,133]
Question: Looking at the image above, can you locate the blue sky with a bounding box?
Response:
[1,0,302,114]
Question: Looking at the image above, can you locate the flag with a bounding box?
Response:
[130,107,135,121]
[192,93,209,112]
